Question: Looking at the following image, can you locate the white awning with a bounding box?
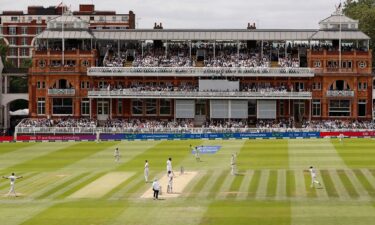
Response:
[36,31,93,39]
[311,31,370,40]
[92,29,317,41]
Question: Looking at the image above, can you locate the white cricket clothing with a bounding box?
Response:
[144,162,149,181]
[166,159,172,172]
[309,168,317,178]
[152,180,160,191]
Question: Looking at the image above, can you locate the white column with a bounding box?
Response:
[89,98,92,119]
[4,104,9,129]
[4,75,8,94]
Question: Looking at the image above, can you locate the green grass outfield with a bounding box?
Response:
[1,138,375,225]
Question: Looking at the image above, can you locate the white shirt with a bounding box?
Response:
[309,168,317,178]
[167,160,172,171]
[114,150,120,157]
[145,162,149,170]
[152,180,160,190]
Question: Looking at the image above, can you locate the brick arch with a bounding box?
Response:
[328,79,353,91]
[48,78,75,89]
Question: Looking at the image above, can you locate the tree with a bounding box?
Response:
[344,0,375,66]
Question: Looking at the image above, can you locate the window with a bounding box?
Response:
[90,16,94,21]
[9,38,16,45]
[38,60,46,68]
[81,81,86,89]
[313,61,321,68]
[21,48,28,56]
[121,16,129,21]
[364,82,368,90]
[37,98,45,115]
[81,98,90,116]
[99,16,104,21]
[9,27,16,35]
[195,100,206,116]
[11,17,18,22]
[132,99,143,115]
[248,100,256,116]
[358,61,367,69]
[28,16,32,21]
[86,82,90,89]
[9,48,17,56]
[329,100,350,117]
[312,82,321,90]
[160,99,171,115]
[52,98,73,115]
[358,100,366,117]
[82,60,90,67]
[312,100,321,117]
[37,81,45,89]
[112,16,117,21]
[145,99,157,115]
[21,37,27,45]
[36,27,43,34]
[117,100,123,115]
[279,100,284,116]
[358,82,362,90]
[21,27,27,34]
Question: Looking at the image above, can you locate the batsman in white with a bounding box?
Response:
[167,171,174,193]
[230,153,237,175]
[166,157,173,175]
[309,166,322,188]
[2,173,23,197]
[144,160,149,182]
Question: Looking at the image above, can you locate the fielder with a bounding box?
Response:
[195,146,201,162]
[144,160,149,182]
[309,166,321,188]
[166,157,173,175]
[231,153,237,175]
[338,133,344,143]
[2,173,23,197]
[167,171,174,193]
[114,147,120,163]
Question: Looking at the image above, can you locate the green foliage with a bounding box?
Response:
[344,0,375,66]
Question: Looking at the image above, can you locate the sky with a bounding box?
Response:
[0,0,343,29]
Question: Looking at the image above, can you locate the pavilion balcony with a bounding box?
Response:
[48,89,76,96]
[326,90,355,97]
[87,90,312,100]
[87,67,315,77]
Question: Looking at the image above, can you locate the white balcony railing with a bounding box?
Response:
[326,90,355,97]
[87,67,315,77]
[88,90,312,100]
[48,89,76,96]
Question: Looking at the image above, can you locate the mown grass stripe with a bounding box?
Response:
[370,169,375,178]
[286,170,296,197]
[207,170,228,199]
[102,172,140,199]
[337,170,359,198]
[256,170,269,199]
[36,172,90,200]
[55,172,106,199]
[197,170,222,198]
[188,171,210,198]
[303,170,317,198]
[266,170,278,198]
[226,174,245,199]
[354,170,375,197]
[236,170,253,200]
[247,170,261,198]
[320,169,339,198]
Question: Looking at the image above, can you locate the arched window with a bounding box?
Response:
[52,79,73,89]
[329,80,350,91]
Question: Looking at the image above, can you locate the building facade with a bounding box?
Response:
[0,4,135,68]
[27,12,373,123]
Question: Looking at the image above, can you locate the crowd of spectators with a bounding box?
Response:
[204,54,270,68]
[16,118,375,132]
[18,118,97,128]
[303,120,375,130]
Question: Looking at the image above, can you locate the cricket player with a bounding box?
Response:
[167,157,173,175]
[144,160,149,182]
[2,173,23,197]
[114,147,120,163]
[152,178,160,200]
[338,133,344,143]
[167,171,174,193]
[231,153,237,175]
[195,146,201,162]
[309,166,321,188]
